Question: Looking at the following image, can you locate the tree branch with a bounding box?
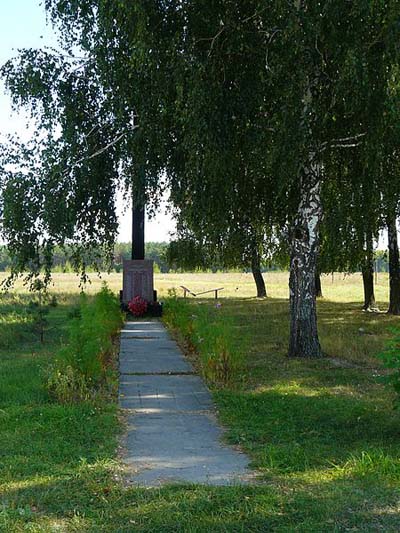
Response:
[64,125,138,174]
[320,133,367,152]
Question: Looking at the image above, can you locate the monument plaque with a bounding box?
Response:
[122,259,154,304]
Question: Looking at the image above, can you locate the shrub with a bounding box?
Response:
[47,284,124,403]
[47,365,91,403]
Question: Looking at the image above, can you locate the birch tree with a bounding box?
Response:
[1,0,399,356]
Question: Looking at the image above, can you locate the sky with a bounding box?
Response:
[0,1,175,243]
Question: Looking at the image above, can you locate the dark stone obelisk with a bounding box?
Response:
[122,203,154,304]
[132,206,145,260]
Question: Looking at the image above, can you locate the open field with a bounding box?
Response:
[1,272,400,531]
[1,270,395,367]
[0,269,392,300]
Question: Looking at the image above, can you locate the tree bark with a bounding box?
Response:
[288,7,322,358]
[315,271,322,298]
[362,235,375,310]
[387,216,400,314]
[251,253,267,298]
[288,170,323,358]
[362,268,375,310]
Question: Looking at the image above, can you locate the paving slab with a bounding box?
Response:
[119,322,192,374]
[119,339,192,374]
[119,320,251,486]
[121,321,169,336]
[119,374,213,411]
[124,412,249,486]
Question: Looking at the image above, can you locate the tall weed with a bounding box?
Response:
[163,297,245,387]
[47,284,124,402]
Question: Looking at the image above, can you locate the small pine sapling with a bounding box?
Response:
[27,279,50,343]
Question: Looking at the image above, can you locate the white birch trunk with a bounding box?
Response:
[288,159,323,357]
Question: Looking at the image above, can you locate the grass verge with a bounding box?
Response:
[1,275,400,531]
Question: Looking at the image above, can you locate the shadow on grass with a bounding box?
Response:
[208,296,399,370]
[2,457,400,532]
[216,388,400,475]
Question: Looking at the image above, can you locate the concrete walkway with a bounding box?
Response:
[119,320,250,486]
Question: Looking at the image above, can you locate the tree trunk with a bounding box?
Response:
[288,171,323,358]
[288,17,322,358]
[361,235,375,310]
[315,271,322,298]
[387,216,400,314]
[362,268,375,310]
[251,253,267,298]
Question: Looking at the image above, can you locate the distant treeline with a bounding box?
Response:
[0,244,390,274]
[0,243,170,273]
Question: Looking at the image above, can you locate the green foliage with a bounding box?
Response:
[378,328,400,407]
[47,285,124,402]
[27,301,49,344]
[375,250,389,273]
[163,296,245,387]
[0,246,10,271]
[47,364,92,404]
[25,279,53,343]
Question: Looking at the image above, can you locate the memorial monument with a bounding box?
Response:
[122,204,155,305]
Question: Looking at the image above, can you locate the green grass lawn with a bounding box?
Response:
[1,273,400,531]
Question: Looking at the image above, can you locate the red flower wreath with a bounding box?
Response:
[128,296,148,317]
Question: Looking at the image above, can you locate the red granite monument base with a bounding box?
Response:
[122,259,154,304]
